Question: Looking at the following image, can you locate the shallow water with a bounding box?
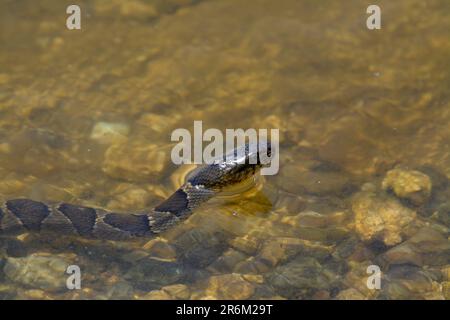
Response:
[0,0,449,299]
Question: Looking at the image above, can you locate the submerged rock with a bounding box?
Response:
[160,284,190,300]
[384,227,450,267]
[90,121,130,145]
[107,184,152,211]
[382,168,432,206]
[3,253,75,291]
[335,288,366,300]
[266,257,336,298]
[102,141,168,181]
[352,191,417,246]
[203,273,255,300]
[381,264,444,299]
[125,256,185,290]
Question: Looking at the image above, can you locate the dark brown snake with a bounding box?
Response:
[0,143,271,241]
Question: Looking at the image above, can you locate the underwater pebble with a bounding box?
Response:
[382,168,432,206]
[266,257,333,298]
[335,288,366,300]
[143,238,178,260]
[207,248,248,273]
[90,121,130,145]
[384,227,450,267]
[161,284,190,300]
[103,141,167,181]
[142,290,172,300]
[281,210,328,228]
[228,235,261,255]
[125,256,185,290]
[352,191,417,245]
[204,273,255,300]
[107,184,151,211]
[3,253,75,291]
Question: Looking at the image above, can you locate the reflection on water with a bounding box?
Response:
[0,0,449,299]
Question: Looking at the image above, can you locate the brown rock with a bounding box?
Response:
[205,274,255,299]
[352,191,416,245]
[382,168,432,206]
[102,141,168,181]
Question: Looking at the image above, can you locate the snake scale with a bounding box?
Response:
[0,143,271,241]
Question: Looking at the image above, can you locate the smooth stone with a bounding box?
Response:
[125,257,185,290]
[161,284,190,300]
[90,121,129,145]
[266,257,333,298]
[204,273,255,299]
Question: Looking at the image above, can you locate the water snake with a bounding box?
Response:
[0,143,271,240]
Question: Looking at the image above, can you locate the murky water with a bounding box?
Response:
[0,0,449,299]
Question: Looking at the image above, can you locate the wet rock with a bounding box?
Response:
[16,289,55,300]
[266,257,335,298]
[90,121,129,145]
[204,273,255,299]
[342,262,380,299]
[94,0,159,20]
[382,264,444,299]
[141,290,172,300]
[137,112,181,134]
[229,235,261,255]
[335,288,366,300]
[442,282,450,300]
[332,237,374,262]
[207,249,248,273]
[3,253,75,291]
[234,257,271,275]
[102,141,168,181]
[278,163,352,196]
[383,242,424,267]
[125,256,185,291]
[174,229,228,268]
[143,238,178,260]
[434,203,450,227]
[352,191,417,246]
[107,184,152,211]
[258,237,333,268]
[281,210,328,228]
[281,210,349,229]
[384,227,450,267]
[105,281,134,299]
[382,168,432,206]
[161,284,190,300]
[312,290,331,300]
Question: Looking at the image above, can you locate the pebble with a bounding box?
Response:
[204,273,255,299]
[90,121,130,145]
[266,257,332,298]
[102,141,168,181]
[161,284,190,300]
[335,288,366,300]
[3,253,75,291]
[382,168,432,206]
[143,238,178,260]
[352,191,417,245]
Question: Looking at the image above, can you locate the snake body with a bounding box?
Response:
[0,143,271,240]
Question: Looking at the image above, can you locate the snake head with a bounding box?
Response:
[187,142,272,191]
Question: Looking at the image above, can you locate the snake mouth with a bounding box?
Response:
[181,164,264,199]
